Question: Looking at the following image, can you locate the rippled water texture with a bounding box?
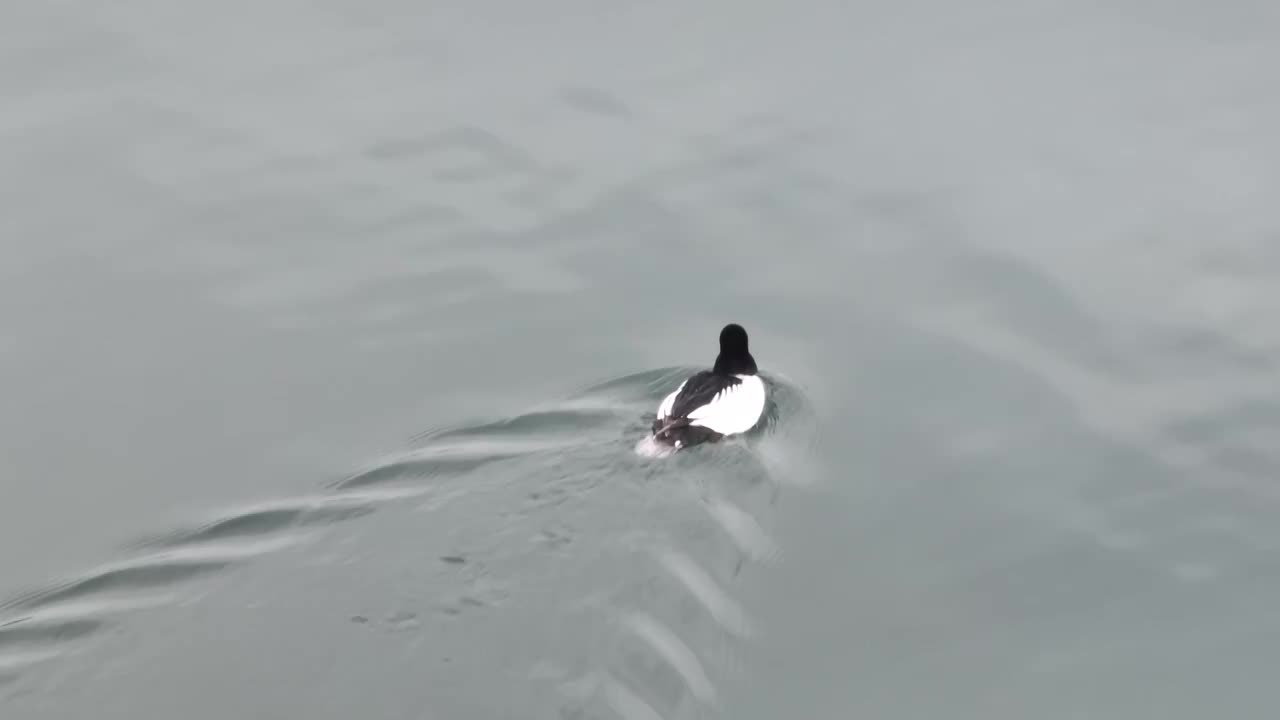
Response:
[1,369,819,718]
[4,0,1280,717]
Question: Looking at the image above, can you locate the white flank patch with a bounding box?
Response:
[688,374,766,436]
[654,379,686,421]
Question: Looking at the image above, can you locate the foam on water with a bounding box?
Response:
[634,434,678,459]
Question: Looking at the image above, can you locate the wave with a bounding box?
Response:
[0,367,819,712]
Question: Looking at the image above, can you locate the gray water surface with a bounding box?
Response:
[4,1,1280,718]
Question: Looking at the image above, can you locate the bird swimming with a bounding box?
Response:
[649,323,767,450]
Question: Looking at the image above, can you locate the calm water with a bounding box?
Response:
[4,1,1280,717]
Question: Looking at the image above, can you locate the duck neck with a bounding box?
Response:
[714,351,757,376]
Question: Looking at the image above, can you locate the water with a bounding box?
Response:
[3,1,1280,717]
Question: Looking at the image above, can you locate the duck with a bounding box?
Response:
[650,323,767,450]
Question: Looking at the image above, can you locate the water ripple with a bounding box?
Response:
[657,549,753,639]
[622,611,719,708]
[0,366,818,704]
[535,370,818,718]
